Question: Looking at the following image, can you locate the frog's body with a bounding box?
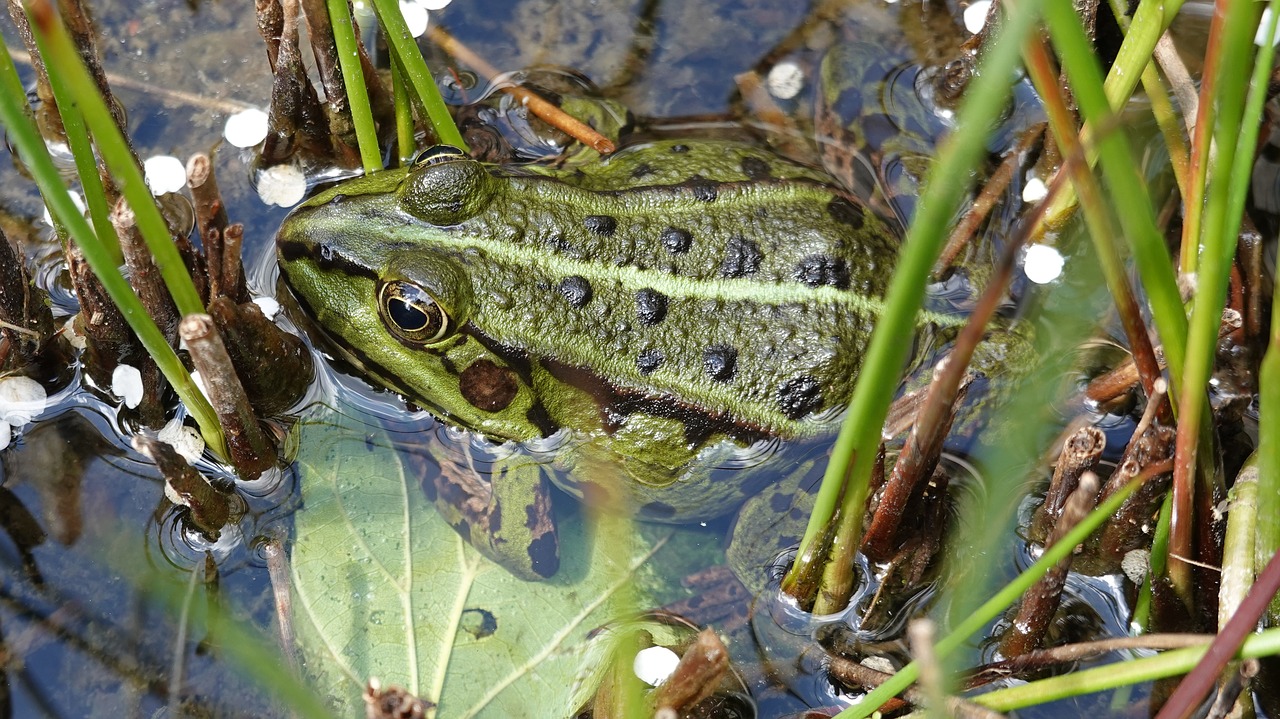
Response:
[277,138,907,578]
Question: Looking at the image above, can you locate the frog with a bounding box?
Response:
[275,28,1031,582]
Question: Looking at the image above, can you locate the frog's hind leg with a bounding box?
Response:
[424,450,560,581]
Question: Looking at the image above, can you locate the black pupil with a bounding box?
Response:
[388,296,428,331]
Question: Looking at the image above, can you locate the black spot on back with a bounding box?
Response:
[703,345,738,382]
[661,227,692,254]
[720,235,762,278]
[740,155,772,179]
[635,288,668,325]
[558,275,592,308]
[671,144,689,153]
[795,254,851,289]
[637,348,665,375]
[584,215,617,236]
[689,176,718,202]
[777,375,824,419]
[827,196,866,230]
[631,162,655,179]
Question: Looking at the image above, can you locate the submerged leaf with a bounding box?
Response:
[290,408,668,717]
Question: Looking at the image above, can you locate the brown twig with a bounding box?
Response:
[427,25,616,155]
[179,315,276,479]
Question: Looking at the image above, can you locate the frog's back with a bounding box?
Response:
[465,140,901,438]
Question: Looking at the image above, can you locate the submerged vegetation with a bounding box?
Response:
[0,0,1275,717]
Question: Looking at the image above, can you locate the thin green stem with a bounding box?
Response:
[369,0,467,150]
[328,0,382,173]
[392,59,416,164]
[41,68,122,265]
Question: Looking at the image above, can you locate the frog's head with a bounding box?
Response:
[276,148,546,441]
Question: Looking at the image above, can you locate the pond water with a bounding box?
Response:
[0,0,1256,718]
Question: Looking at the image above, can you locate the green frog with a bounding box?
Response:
[275,33,1022,581]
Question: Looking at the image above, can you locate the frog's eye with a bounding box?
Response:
[378,281,452,345]
[413,145,467,166]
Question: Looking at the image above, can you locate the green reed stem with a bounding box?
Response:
[0,42,226,459]
[328,0,382,173]
[836,477,1144,719]
[41,69,122,265]
[1102,0,1186,108]
[784,0,1044,596]
[1167,0,1260,597]
[369,0,467,151]
[973,628,1280,711]
[27,1,204,318]
[1255,1,1280,625]
[1221,453,1260,623]
[1036,0,1186,235]
[392,60,416,164]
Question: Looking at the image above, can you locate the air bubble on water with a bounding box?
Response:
[144,155,187,195]
[159,416,205,463]
[256,164,308,207]
[766,61,804,100]
[42,190,85,228]
[112,364,144,409]
[0,376,47,427]
[963,0,992,34]
[1023,244,1064,284]
[633,645,679,686]
[1022,176,1047,203]
[224,108,270,148]
[399,1,429,36]
[254,296,281,319]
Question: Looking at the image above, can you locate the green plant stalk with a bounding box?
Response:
[369,0,467,150]
[1167,0,1259,597]
[786,0,1045,580]
[1259,4,1280,619]
[1220,456,1259,624]
[1263,312,1280,624]
[27,0,205,318]
[1133,490,1175,629]
[972,628,1280,711]
[1101,0,1187,108]
[1037,0,1187,234]
[41,69,122,265]
[0,44,227,458]
[328,0,382,173]
[392,60,416,164]
[1041,0,1187,397]
[835,477,1144,719]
